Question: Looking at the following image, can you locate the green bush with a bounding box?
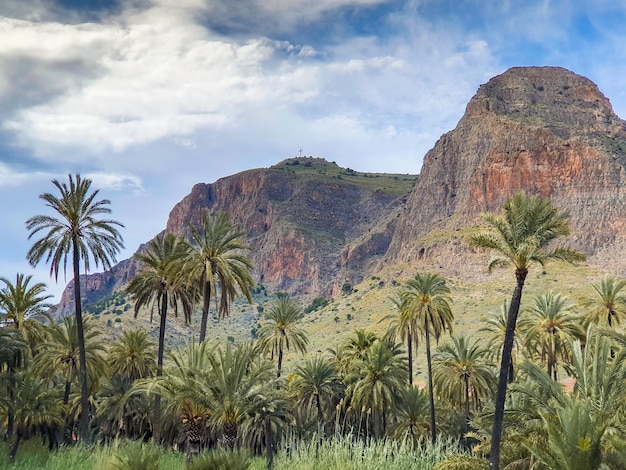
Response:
[104,441,160,470]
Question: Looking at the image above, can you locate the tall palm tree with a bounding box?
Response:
[390,293,420,386]
[289,355,344,431]
[26,174,124,441]
[107,329,157,382]
[468,191,586,470]
[581,275,626,328]
[479,300,519,383]
[432,335,496,424]
[519,291,582,380]
[348,340,407,439]
[400,271,454,444]
[127,232,196,441]
[258,296,309,377]
[183,212,254,343]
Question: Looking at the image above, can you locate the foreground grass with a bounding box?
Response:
[0,436,459,470]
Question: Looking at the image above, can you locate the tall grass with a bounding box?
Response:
[0,437,459,469]
[271,435,458,470]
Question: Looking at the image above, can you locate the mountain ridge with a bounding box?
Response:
[57,66,626,318]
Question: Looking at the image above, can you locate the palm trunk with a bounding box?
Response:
[316,393,324,435]
[72,236,90,443]
[425,317,436,445]
[464,374,470,424]
[407,331,413,386]
[9,431,21,461]
[265,414,274,470]
[199,275,211,343]
[153,287,167,444]
[277,347,283,378]
[490,267,527,470]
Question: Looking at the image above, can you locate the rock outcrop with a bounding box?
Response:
[387,66,626,263]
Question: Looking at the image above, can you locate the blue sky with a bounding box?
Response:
[1,0,626,301]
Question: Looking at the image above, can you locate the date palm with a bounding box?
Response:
[0,371,63,461]
[400,271,454,444]
[433,335,496,424]
[33,315,107,406]
[581,275,626,328]
[479,300,519,383]
[107,329,157,382]
[519,291,582,380]
[347,340,407,439]
[26,174,124,441]
[289,355,344,431]
[183,212,254,343]
[0,328,28,439]
[0,274,54,352]
[388,385,431,444]
[390,293,420,386]
[468,191,585,470]
[258,296,309,377]
[127,232,196,442]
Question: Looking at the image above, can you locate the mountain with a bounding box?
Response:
[57,66,626,317]
[57,160,417,316]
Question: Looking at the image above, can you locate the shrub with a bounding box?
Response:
[433,454,489,470]
[104,441,160,470]
[187,449,252,470]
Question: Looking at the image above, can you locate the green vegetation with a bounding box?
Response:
[271,157,418,196]
[5,178,626,470]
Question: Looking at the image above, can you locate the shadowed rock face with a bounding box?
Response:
[57,67,626,316]
[386,66,626,263]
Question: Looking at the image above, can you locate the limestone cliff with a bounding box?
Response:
[386,66,626,265]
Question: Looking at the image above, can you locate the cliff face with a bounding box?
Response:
[163,162,410,296]
[57,66,626,316]
[56,160,414,315]
[386,66,626,263]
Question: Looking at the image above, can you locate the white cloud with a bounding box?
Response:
[85,172,145,192]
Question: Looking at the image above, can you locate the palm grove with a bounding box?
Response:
[2,174,626,469]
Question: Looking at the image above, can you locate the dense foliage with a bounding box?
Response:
[3,182,626,469]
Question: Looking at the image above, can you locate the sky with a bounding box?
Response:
[1,0,626,302]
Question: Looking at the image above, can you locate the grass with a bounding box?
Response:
[272,436,459,470]
[0,437,462,470]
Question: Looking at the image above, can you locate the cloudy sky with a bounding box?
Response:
[1,0,626,302]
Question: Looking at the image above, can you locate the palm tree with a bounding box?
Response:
[107,329,157,382]
[479,300,519,383]
[348,340,407,439]
[342,329,378,364]
[510,329,626,469]
[0,328,28,439]
[0,274,54,350]
[289,355,344,431]
[0,371,63,461]
[33,315,107,406]
[388,386,431,444]
[433,335,496,424]
[183,212,254,342]
[127,232,196,441]
[258,296,309,377]
[390,293,420,386]
[519,291,582,380]
[581,275,626,328]
[26,174,124,441]
[400,271,454,444]
[468,191,586,470]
